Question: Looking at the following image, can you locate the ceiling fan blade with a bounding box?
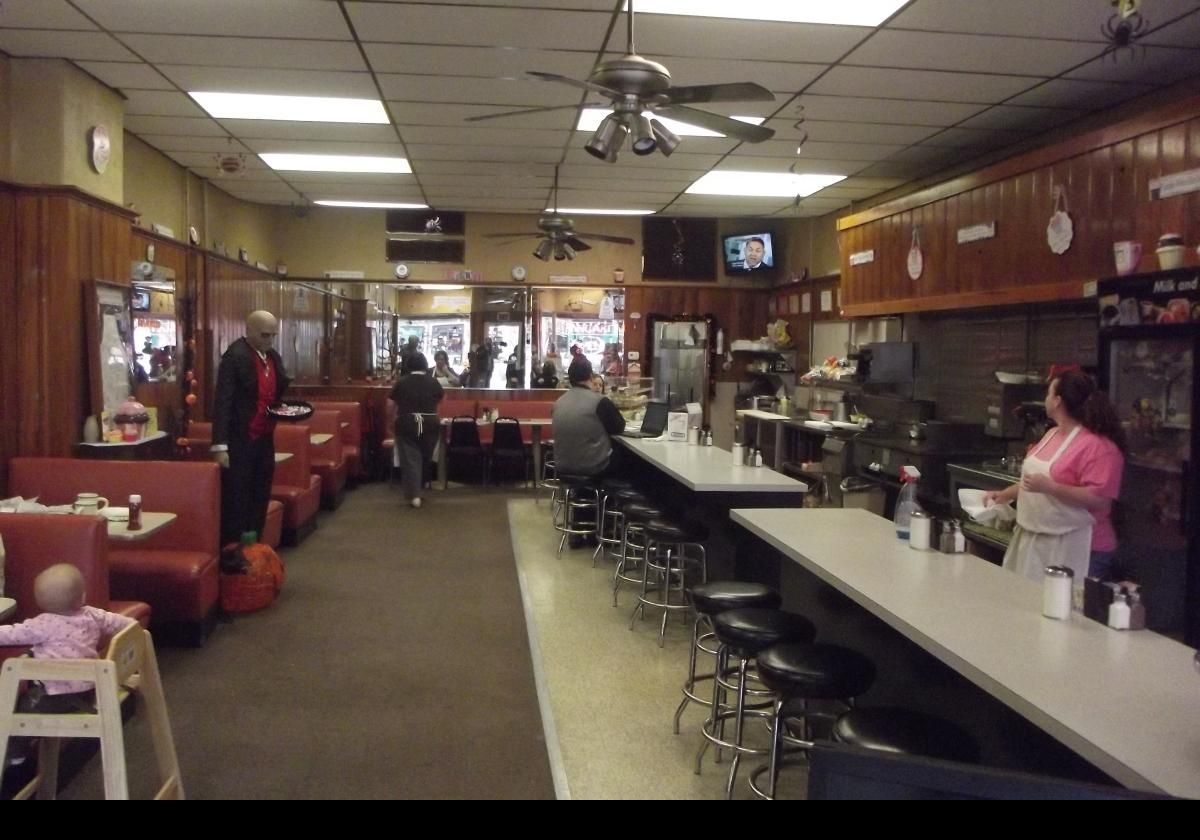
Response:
[665,82,775,105]
[656,105,775,143]
[465,102,601,123]
[527,71,621,99]
[483,232,539,239]
[574,232,635,245]
[564,235,593,252]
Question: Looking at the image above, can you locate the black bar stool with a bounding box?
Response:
[593,478,640,566]
[833,707,980,763]
[629,517,709,647]
[748,642,876,799]
[555,474,600,555]
[673,582,781,735]
[613,500,663,606]
[700,607,816,799]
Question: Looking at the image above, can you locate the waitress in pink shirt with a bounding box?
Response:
[985,369,1126,582]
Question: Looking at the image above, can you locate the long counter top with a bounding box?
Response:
[730,507,1200,799]
[616,438,808,493]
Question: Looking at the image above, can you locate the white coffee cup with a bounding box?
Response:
[1113,240,1142,275]
[72,493,109,515]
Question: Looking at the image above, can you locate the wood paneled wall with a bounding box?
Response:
[838,94,1200,317]
[621,284,768,363]
[0,183,136,491]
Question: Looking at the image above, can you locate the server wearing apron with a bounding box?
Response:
[985,370,1126,583]
[388,353,444,509]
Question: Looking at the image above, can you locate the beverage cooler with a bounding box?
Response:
[1098,268,1199,645]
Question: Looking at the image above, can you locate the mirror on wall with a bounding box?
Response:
[129,262,178,384]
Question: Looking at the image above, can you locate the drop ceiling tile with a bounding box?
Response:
[362,43,596,79]
[407,144,563,163]
[957,104,1086,132]
[809,66,1040,104]
[635,17,869,64]
[844,30,1100,77]
[159,66,377,98]
[242,139,407,157]
[558,176,693,194]
[562,147,722,169]
[635,55,826,95]
[388,101,584,130]
[920,126,1031,149]
[1007,78,1154,109]
[793,95,986,126]
[75,61,173,91]
[125,115,230,137]
[1141,8,1200,46]
[165,150,270,170]
[561,161,709,182]
[0,0,98,30]
[426,197,543,211]
[345,3,611,49]
[554,189,680,206]
[123,90,210,118]
[770,119,944,145]
[74,0,352,39]
[887,0,1114,41]
[291,181,425,196]
[417,185,551,201]
[231,121,399,143]
[886,145,968,165]
[118,35,366,70]
[715,156,864,176]
[1065,45,1200,86]
[854,160,944,180]
[137,134,255,154]
[380,74,579,107]
[277,172,416,184]
[735,139,904,161]
[835,176,910,191]
[413,160,553,176]
[402,125,570,148]
[418,173,552,189]
[0,29,135,61]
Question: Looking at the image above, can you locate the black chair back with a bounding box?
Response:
[449,416,483,450]
[491,417,525,452]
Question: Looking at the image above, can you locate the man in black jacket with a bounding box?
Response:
[211,310,290,546]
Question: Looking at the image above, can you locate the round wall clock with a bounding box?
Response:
[88,125,111,174]
[394,263,410,280]
[511,265,527,281]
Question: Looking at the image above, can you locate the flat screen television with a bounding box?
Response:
[723,232,777,275]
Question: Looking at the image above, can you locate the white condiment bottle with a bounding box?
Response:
[908,509,931,550]
[1108,594,1131,630]
[1042,565,1073,620]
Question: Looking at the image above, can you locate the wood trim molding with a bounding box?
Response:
[842,279,1091,318]
[838,91,1200,231]
[0,179,139,220]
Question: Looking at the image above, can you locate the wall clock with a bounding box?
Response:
[511,265,527,281]
[88,125,111,174]
[394,263,410,280]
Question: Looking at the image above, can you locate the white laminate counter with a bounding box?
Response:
[617,437,807,493]
[730,507,1200,799]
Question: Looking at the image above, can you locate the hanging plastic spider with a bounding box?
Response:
[671,219,686,269]
[1100,2,1149,63]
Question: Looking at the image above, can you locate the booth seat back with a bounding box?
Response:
[0,513,110,620]
[308,410,345,464]
[499,401,556,420]
[439,399,478,420]
[8,458,220,559]
[273,423,313,484]
[310,401,363,447]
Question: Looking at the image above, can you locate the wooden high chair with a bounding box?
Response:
[0,624,184,799]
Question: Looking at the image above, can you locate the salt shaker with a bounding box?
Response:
[1042,565,1073,620]
[908,509,931,550]
[127,494,142,531]
[1108,593,1131,630]
[731,443,744,464]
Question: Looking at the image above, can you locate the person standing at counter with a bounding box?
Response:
[389,352,444,509]
[985,369,1126,582]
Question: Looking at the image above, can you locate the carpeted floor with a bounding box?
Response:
[61,483,556,800]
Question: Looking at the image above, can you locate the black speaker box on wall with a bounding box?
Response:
[385,209,466,236]
[641,217,718,281]
[386,239,466,263]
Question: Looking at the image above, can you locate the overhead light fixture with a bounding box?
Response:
[533,240,554,261]
[188,91,389,124]
[650,119,680,157]
[315,200,428,209]
[260,153,411,174]
[577,109,763,139]
[560,243,577,261]
[550,208,655,216]
[629,113,657,156]
[585,114,628,161]
[686,170,846,197]
[627,0,909,27]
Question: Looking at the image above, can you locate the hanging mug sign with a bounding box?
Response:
[1047,185,1074,255]
[907,225,924,281]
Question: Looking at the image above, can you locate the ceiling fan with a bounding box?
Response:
[465,1,776,161]
[484,166,635,261]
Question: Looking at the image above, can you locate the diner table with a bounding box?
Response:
[309,433,333,446]
[105,511,177,541]
[437,417,552,490]
[730,507,1200,799]
[274,451,293,463]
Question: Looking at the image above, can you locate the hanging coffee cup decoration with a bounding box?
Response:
[907,225,924,281]
[1047,185,1074,255]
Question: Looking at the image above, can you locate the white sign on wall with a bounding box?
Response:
[549,275,588,284]
[956,222,996,245]
[433,295,470,309]
[849,249,875,267]
[1149,167,1200,200]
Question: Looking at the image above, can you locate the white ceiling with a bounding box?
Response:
[1,0,1198,217]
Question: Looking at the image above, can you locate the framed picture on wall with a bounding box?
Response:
[85,280,138,427]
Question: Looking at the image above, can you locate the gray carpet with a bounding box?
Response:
[63,483,556,799]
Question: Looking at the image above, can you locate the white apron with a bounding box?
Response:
[1002,425,1094,584]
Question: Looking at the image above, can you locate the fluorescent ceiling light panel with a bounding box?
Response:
[550,208,655,216]
[189,92,389,124]
[315,200,428,209]
[576,109,763,139]
[628,0,908,26]
[686,171,846,197]
[260,154,411,174]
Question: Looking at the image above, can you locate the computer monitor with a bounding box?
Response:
[807,745,1169,800]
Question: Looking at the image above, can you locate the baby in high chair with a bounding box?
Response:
[0,563,135,768]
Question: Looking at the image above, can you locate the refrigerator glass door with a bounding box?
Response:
[653,321,708,405]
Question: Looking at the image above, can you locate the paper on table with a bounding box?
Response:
[959,489,1016,528]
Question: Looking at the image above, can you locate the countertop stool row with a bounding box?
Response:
[675,580,981,800]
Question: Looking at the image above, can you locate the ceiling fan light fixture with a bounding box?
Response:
[561,243,577,261]
[553,244,569,261]
[586,114,624,160]
[533,240,554,261]
[630,113,657,156]
[649,119,680,156]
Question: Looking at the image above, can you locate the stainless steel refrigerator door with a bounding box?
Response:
[652,321,708,405]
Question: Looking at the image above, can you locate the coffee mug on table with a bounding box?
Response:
[1112,240,1142,275]
[73,493,109,514]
